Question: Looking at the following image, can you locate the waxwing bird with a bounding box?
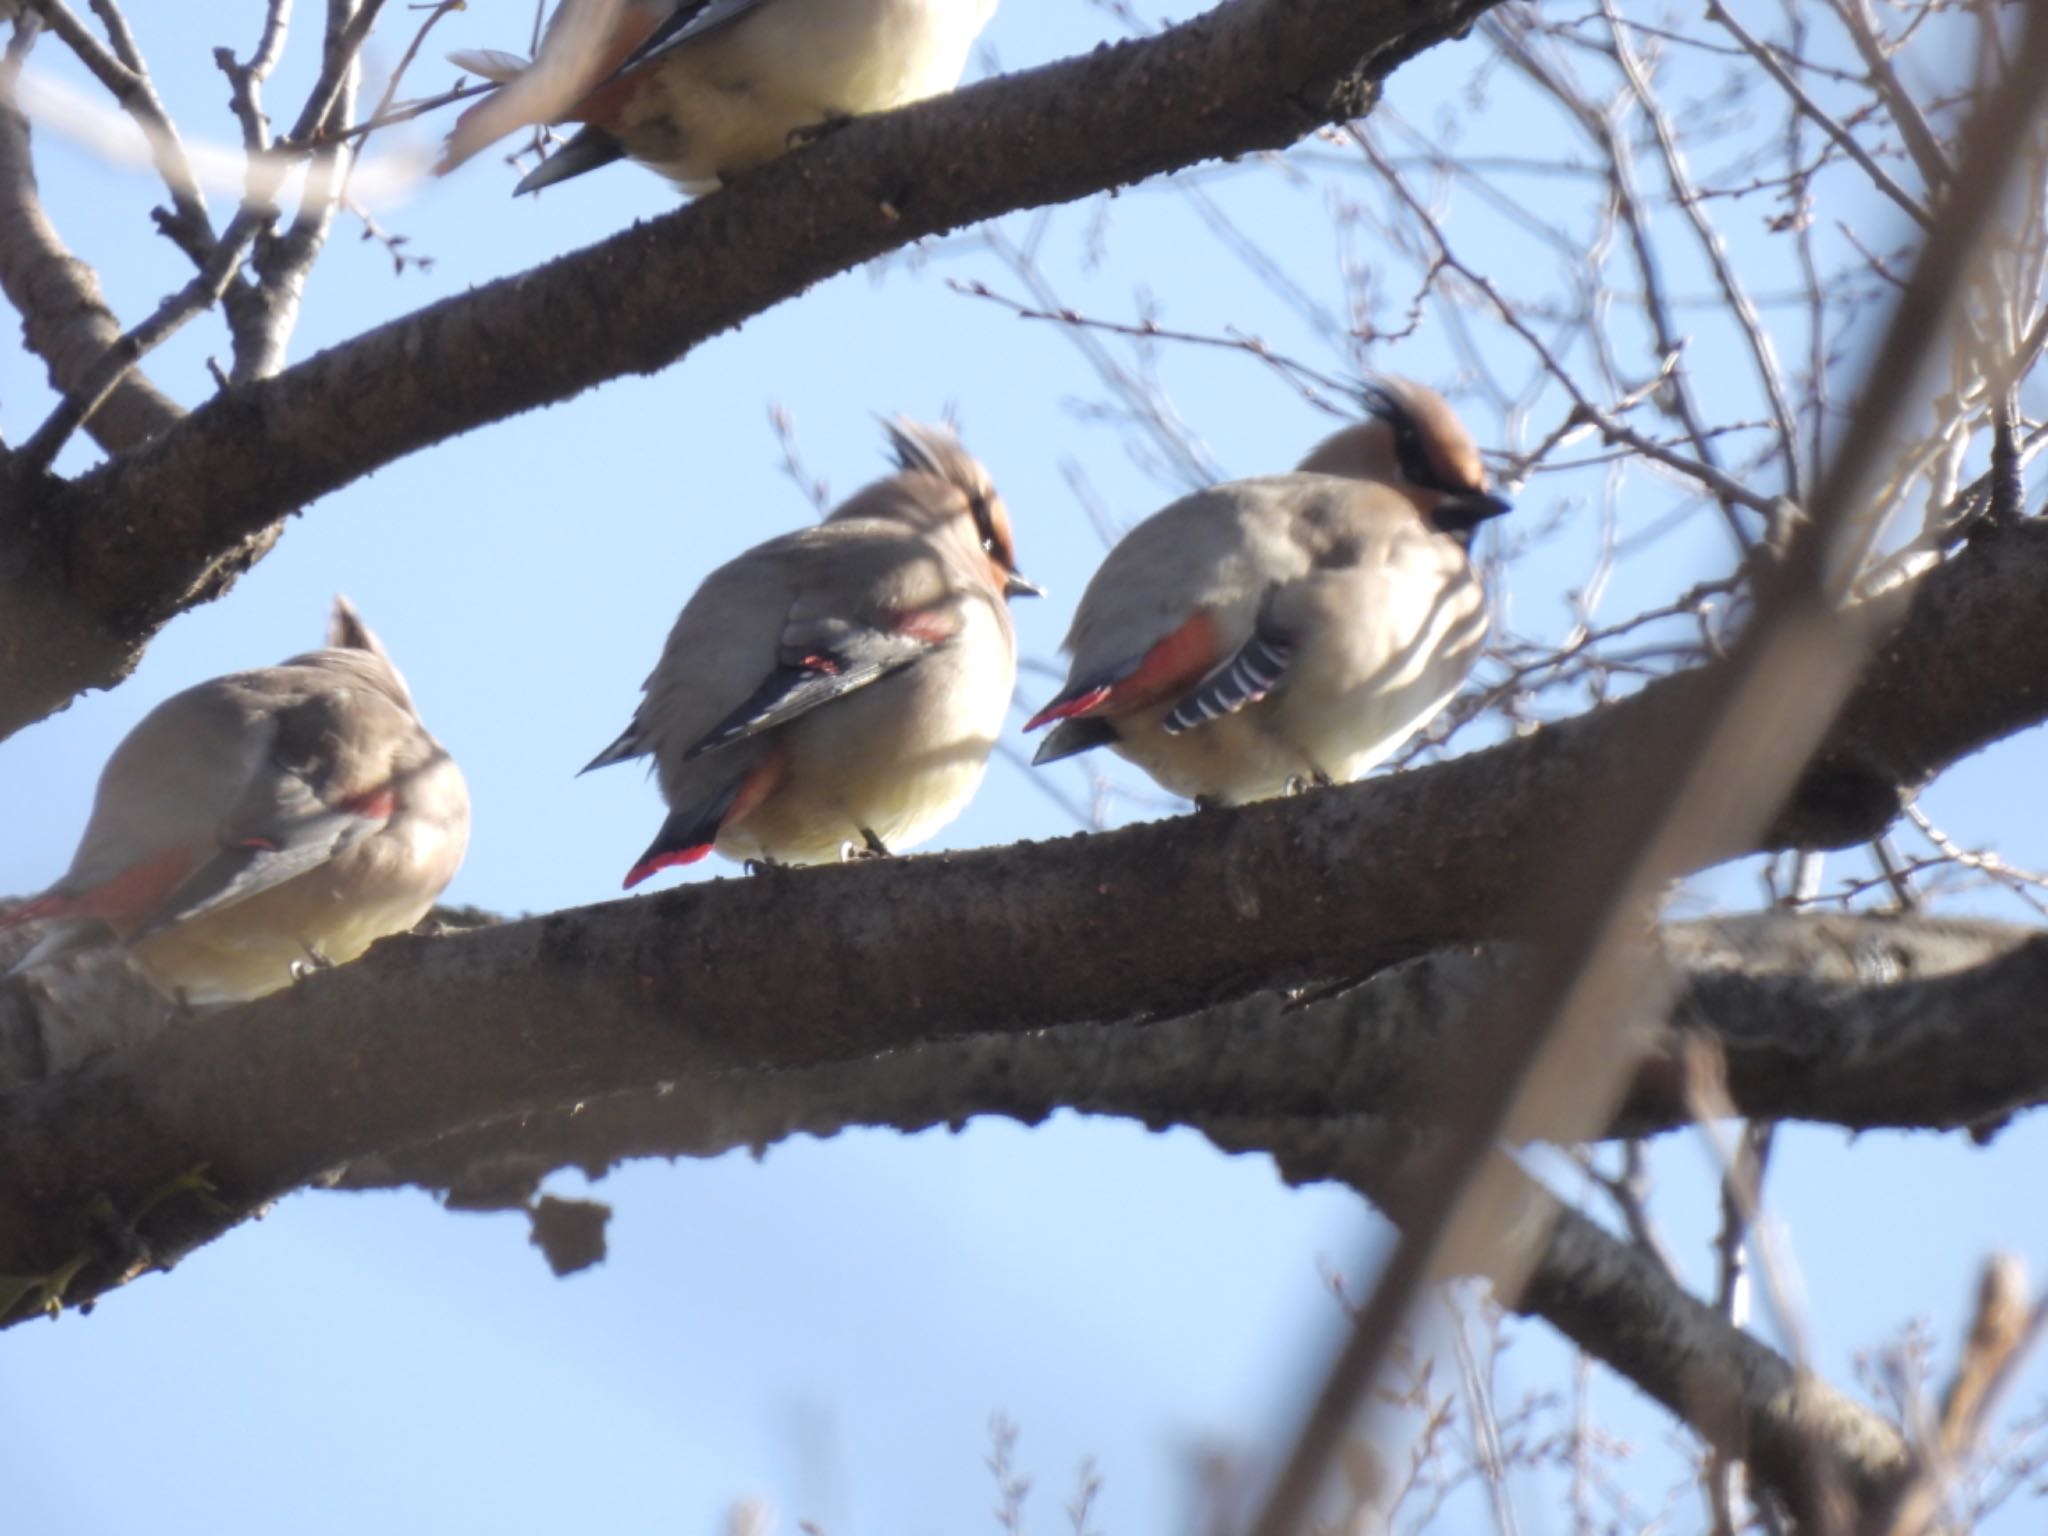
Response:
[585,418,1038,882]
[2,600,471,1007]
[439,0,1000,196]
[1025,379,1512,807]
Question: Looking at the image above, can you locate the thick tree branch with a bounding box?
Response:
[0,0,1496,738]
[307,914,2039,1215]
[1,520,2044,1298]
[10,912,1971,1519]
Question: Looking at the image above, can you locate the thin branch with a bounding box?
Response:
[1247,14,2048,1529]
[215,0,294,154]
[226,0,372,382]
[35,0,216,265]
[1485,9,1758,546]
[1825,0,1952,195]
[288,79,495,150]
[14,206,266,472]
[1598,0,1804,501]
[1350,124,1784,521]
[1703,0,1931,231]
[0,14,180,455]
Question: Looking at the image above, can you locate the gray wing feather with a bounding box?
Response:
[620,0,769,71]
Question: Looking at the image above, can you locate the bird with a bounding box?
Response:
[584,417,1037,882]
[1024,378,1511,807]
[439,0,1000,196]
[1,600,471,1008]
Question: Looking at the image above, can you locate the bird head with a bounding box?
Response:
[1296,377,1512,541]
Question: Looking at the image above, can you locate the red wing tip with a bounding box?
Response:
[1023,688,1112,733]
[622,844,713,890]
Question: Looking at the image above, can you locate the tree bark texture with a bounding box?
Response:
[2,522,2043,1284]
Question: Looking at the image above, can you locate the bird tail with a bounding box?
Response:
[3,908,109,978]
[448,47,532,84]
[622,795,734,889]
[1030,716,1119,767]
[513,127,629,195]
[581,716,648,776]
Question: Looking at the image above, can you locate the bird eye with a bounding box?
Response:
[969,493,1005,561]
[1396,423,1446,491]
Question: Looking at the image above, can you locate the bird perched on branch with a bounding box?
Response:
[1025,379,1511,807]
[2,600,470,1007]
[439,0,1000,196]
[585,418,1037,882]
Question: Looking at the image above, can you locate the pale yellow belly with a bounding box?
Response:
[712,649,1007,866]
[618,0,983,191]
[128,854,443,1007]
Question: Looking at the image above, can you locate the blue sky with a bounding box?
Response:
[4,2,2046,1531]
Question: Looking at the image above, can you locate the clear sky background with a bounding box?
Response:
[3,2,2046,1531]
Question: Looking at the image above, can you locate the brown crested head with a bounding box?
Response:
[293,595,417,713]
[868,417,1041,601]
[1296,377,1512,540]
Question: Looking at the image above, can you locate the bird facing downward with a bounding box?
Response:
[440,0,1000,196]
[2,600,471,1007]
[1025,378,1511,807]
[584,418,1037,882]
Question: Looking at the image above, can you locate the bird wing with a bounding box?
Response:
[126,687,413,939]
[1023,606,1226,730]
[680,607,956,761]
[616,0,766,71]
[602,517,965,770]
[1029,481,1313,733]
[1160,610,1296,734]
[439,0,664,172]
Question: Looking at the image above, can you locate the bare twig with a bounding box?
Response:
[228,0,381,381]
[0,12,181,458]
[1703,0,1931,231]
[14,202,267,471]
[215,0,293,153]
[33,0,216,264]
[1877,1257,2045,1534]
[1350,124,1785,522]
[1245,13,2048,1531]
[1825,0,1952,195]
[1597,0,1804,501]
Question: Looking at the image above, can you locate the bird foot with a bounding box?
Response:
[0,1163,223,1323]
[0,1250,91,1322]
[743,857,784,877]
[786,111,855,152]
[289,948,335,983]
[1283,771,1336,796]
[130,1162,227,1226]
[839,828,892,862]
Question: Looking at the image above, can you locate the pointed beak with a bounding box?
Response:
[1004,571,1045,599]
[1433,490,1514,535]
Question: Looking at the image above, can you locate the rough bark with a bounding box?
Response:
[0,0,1500,739]
[306,914,2038,1216]
[9,909,1975,1521]
[2,511,2043,1286]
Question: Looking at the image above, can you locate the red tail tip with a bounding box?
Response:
[622,844,713,890]
[1023,687,1111,733]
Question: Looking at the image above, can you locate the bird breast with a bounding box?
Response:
[619,0,990,192]
[130,750,469,1007]
[714,594,1013,865]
